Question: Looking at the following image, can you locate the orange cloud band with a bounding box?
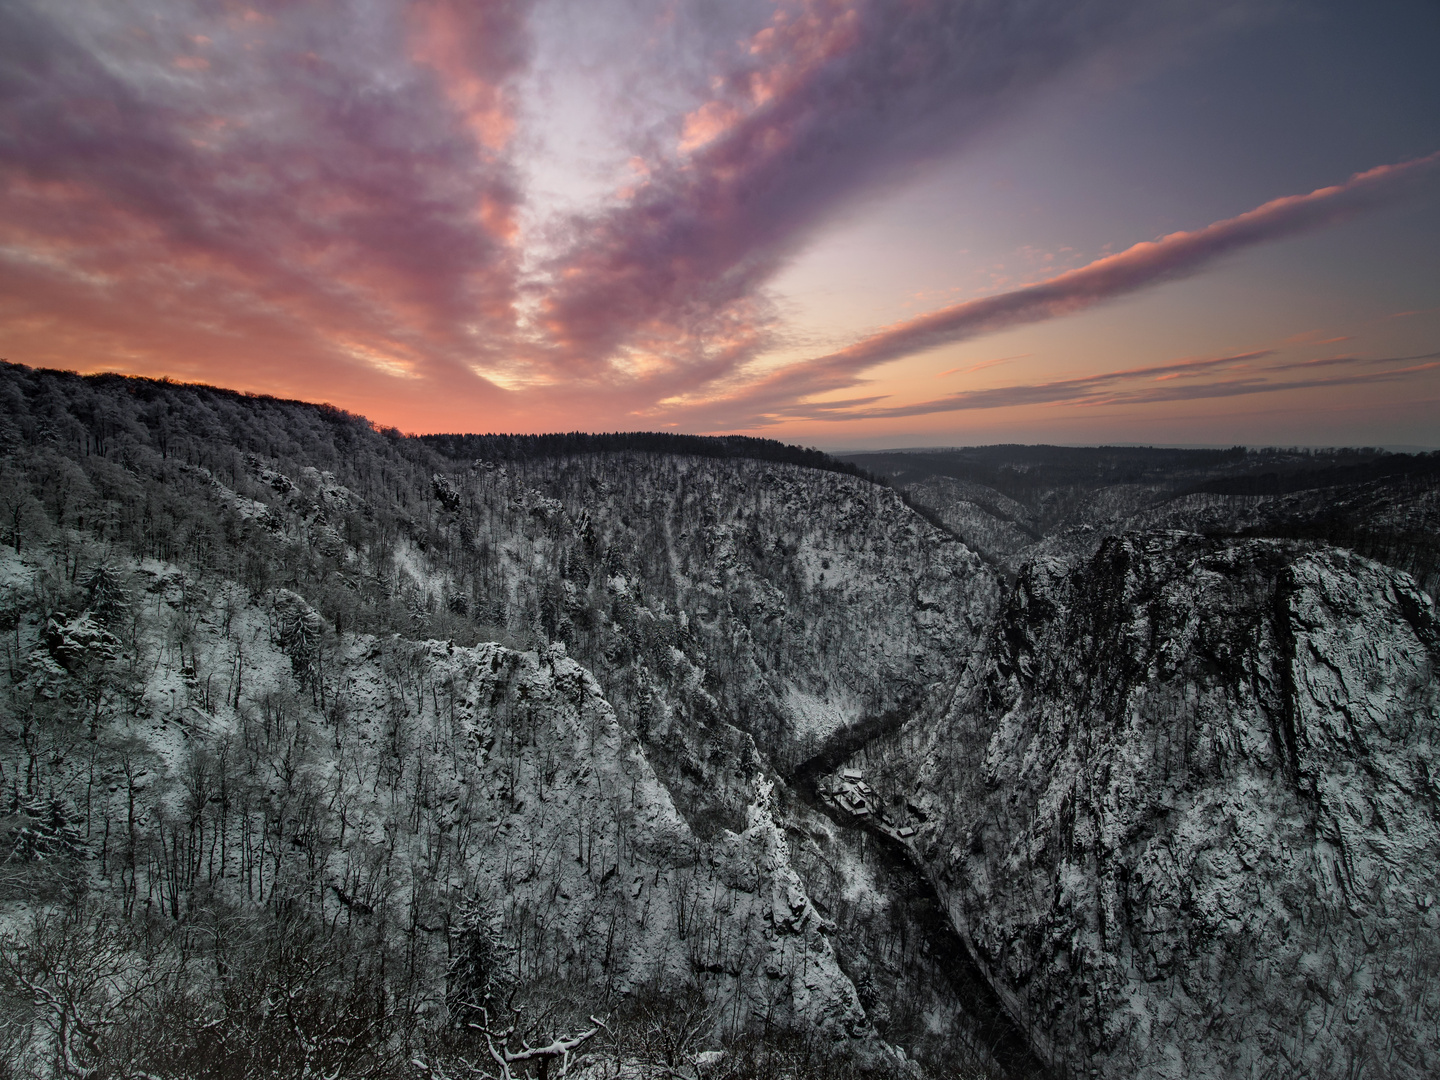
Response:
[681,152,1440,427]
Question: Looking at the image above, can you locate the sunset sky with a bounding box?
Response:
[2,0,1437,448]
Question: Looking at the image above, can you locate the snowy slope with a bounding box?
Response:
[854,535,1440,1078]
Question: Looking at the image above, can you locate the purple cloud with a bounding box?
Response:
[0,1,1432,436]
[669,154,1440,428]
[794,352,1440,421]
[532,0,1146,387]
[0,0,532,422]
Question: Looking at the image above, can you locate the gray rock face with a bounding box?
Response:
[320,637,868,1037]
[871,534,1440,1078]
[436,453,1000,862]
[902,475,1040,561]
[846,445,1440,599]
[43,610,121,670]
[8,572,869,1041]
[463,454,998,757]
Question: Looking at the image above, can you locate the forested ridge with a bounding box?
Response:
[419,433,872,481]
[844,443,1440,593]
[0,362,994,1079]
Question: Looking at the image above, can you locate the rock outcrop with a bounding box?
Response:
[864,534,1440,1078]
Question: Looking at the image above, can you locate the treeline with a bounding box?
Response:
[0,365,956,1077]
[840,444,1253,494]
[416,431,958,540]
[0,364,961,741]
[843,440,1440,595]
[0,363,400,470]
[1184,452,1440,497]
[842,443,1439,499]
[1219,509,1440,601]
[0,362,960,723]
[0,363,995,1077]
[420,431,874,482]
[418,430,970,540]
[0,361,469,646]
[0,893,889,1079]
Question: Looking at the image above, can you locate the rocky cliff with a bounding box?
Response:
[845,445,1440,598]
[1,542,882,1075]
[852,534,1440,1078]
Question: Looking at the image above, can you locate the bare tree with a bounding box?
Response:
[416,995,606,1080]
[623,986,713,1080]
[0,902,174,1079]
[0,463,47,554]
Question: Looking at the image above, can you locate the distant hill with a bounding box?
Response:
[840,443,1440,596]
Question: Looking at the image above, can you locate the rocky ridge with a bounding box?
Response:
[849,534,1440,1078]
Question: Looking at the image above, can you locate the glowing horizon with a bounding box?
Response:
[2,0,1437,449]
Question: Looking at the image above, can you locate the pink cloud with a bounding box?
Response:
[531,0,1143,389]
[788,352,1440,421]
[938,354,1033,377]
[669,153,1439,428]
[1,1,1432,439]
[0,0,533,426]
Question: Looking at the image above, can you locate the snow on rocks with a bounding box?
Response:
[316,636,867,1037]
[893,534,1440,1079]
[42,611,121,670]
[2,540,870,1044]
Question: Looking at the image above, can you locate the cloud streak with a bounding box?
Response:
[776,351,1440,421]
[670,153,1440,427]
[528,0,1146,388]
[0,1,1433,437]
[1,0,1173,429]
[939,355,1032,378]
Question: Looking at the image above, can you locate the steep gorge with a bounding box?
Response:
[847,535,1440,1078]
[1,363,1436,1079]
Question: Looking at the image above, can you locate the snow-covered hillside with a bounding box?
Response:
[1,540,890,1074]
[851,534,1440,1078]
[2,363,1436,1079]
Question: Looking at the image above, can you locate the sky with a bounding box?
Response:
[1,0,1437,449]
